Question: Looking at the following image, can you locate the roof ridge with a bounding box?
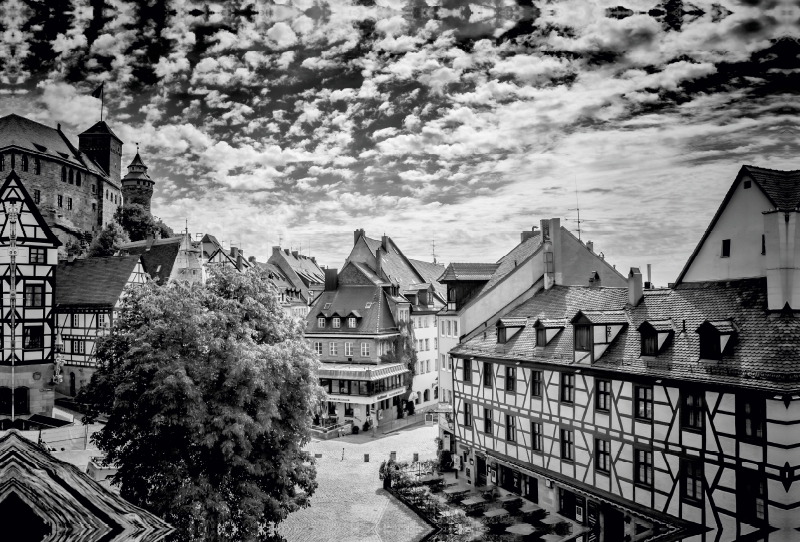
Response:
[743,164,799,174]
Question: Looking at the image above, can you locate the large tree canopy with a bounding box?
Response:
[80,266,323,541]
[114,204,174,242]
[87,221,130,257]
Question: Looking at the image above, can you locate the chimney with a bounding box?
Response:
[272,246,281,255]
[521,226,539,243]
[237,253,243,271]
[764,209,800,311]
[586,240,594,252]
[324,268,338,291]
[541,218,562,288]
[645,263,652,289]
[381,235,389,251]
[628,267,643,306]
[284,248,290,255]
[354,228,365,245]
[311,256,316,263]
[292,250,299,258]
[376,248,384,278]
[231,246,239,259]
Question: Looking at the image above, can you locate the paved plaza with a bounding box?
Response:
[279,423,439,542]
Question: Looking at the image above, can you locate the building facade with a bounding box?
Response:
[267,245,325,312]
[447,168,800,542]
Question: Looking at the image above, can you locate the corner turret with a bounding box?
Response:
[121,148,154,214]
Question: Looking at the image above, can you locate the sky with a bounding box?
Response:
[1,0,798,286]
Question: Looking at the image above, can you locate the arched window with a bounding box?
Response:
[76,171,81,186]
[21,154,28,172]
[68,169,74,184]
[0,387,10,415]
[423,389,430,402]
[62,166,67,182]
[14,387,29,415]
[34,157,40,175]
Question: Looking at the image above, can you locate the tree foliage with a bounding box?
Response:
[87,221,130,257]
[380,318,417,390]
[114,204,158,242]
[79,266,324,541]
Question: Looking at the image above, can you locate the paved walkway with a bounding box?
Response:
[279,423,439,542]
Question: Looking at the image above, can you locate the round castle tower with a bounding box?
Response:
[121,149,154,214]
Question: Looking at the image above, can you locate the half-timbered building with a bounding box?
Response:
[448,167,800,542]
[0,171,61,427]
[54,254,147,397]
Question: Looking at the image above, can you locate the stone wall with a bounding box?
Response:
[0,364,55,415]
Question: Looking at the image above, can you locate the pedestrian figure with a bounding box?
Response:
[454,455,461,479]
[342,447,344,461]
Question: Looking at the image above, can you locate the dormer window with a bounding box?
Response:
[447,287,457,311]
[348,317,357,328]
[333,317,341,328]
[533,319,565,347]
[317,317,325,328]
[696,320,737,361]
[496,318,526,344]
[574,325,591,351]
[638,320,673,356]
[570,310,627,364]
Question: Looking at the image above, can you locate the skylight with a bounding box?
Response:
[323,303,331,309]
[365,302,373,309]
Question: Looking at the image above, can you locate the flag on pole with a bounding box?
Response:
[90,83,104,99]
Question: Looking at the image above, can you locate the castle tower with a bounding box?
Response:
[121,150,154,214]
[77,121,123,184]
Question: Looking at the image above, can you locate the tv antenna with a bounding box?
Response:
[431,239,438,264]
[566,180,595,241]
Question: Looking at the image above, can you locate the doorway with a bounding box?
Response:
[476,456,487,487]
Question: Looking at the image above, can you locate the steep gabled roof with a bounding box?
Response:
[306,286,398,334]
[119,237,182,284]
[438,263,500,282]
[78,120,122,142]
[0,171,62,246]
[256,261,296,292]
[408,258,446,298]
[56,255,142,307]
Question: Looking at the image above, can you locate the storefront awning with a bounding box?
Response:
[318,363,409,382]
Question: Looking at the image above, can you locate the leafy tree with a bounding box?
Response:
[380,319,418,410]
[155,216,174,239]
[87,221,130,257]
[115,204,158,241]
[79,265,323,541]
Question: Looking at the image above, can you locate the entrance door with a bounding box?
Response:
[524,475,539,503]
[559,488,576,520]
[70,373,76,396]
[601,504,625,542]
[476,456,487,487]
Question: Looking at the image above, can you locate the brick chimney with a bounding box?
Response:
[231,246,239,259]
[381,235,389,251]
[236,253,243,271]
[376,248,384,279]
[586,240,594,252]
[764,209,800,311]
[324,268,338,291]
[628,267,643,306]
[541,218,562,289]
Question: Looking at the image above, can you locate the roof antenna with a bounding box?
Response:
[566,177,595,241]
[431,239,438,265]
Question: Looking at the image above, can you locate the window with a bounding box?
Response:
[339,380,350,394]
[737,468,766,523]
[426,360,430,373]
[447,320,451,336]
[57,195,63,208]
[0,154,5,171]
[97,313,106,329]
[744,179,752,189]
[532,422,543,452]
[635,449,653,486]
[359,381,368,395]
[699,332,720,360]
[682,390,704,431]
[68,169,74,184]
[425,338,429,350]
[596,438,610,472]
[737,396,765,441]
[332,317,341,328]
[596,379,611,411]
[448,356,453,370]
[531,370,542,397]
[76,172,81,186]
[345,342,353,357]
[683,460,703,502]
[497,327,507,343]
[635,386,653,420]
[462,358,471,383]
[91,184,96,194]
[560,428,574,460]
[21,154,28,172]
[32,189,41,205]
[348,317,356,328]
[71,314,79,328]
[24,284,44,307]
[641,331,657,355]
[434,338,437,349]
[71,340,85,354]
[34,157,40,175]
[345,404,354,417]
[0,387,9,414]
[314,342,322,355]
[361,342,370,356]
[545,251,554,273]
[762,234,766,255]
[574,325,591,351]
[483,362,493,387]
[453,321,458,335]
[14,387,29,415]
[67,197,73,210]
[464,403,472,427]
[561,373,574,403]
[23,326,43,349]
[721,239,730,258]
[536,328,546,346]
[29,248,46,264]
[317,317,325,328]
[484,408,493,433]
[61,166,67,182]
[505,366,516,392]
[505,414,516,442]
[329,342,338,356]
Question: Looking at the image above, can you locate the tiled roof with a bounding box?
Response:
[79,120,122,142]
[120,237,182,284]
[408,258,446,297]
[363,235,423,289]
[498,317,527,327]
[56,255,142,307]
[701,320,737,334]
[742,165,800,209]
[572,310,629,325]
[454,279,800,392]
[0,114,108,177]
[348,261,387,285]
[256,262,296,292]
[438,263,500,282]
[307,286,397,334]
[483,234,541,291]
[534,318,567,328]
[638,319,673,332]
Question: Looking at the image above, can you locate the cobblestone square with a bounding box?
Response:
[278,424,439,542]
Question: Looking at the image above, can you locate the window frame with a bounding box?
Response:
[314,342,322,355]
[635,448,653,487]
[483,361,493,388]
[560,373,575,404]
[634,386,653,421]
[536,327,546,346]
[348,317,357,328]
[641,330,658,356]
[332,317,341,328]
[737,396,765,443]
[464,402,472,427]
[595,438,610,473]
[29,247,46,264]
[71,314,79,328]
[721,239,731,258]
[505,366,516,392]
[483,408,493,434]
[596,379,611,412]
[361,342,370,357]
[344,342,353,357]
[317,317,325,328]
[574,324,591,351]
[505,413,516,442]
[681,389,704,432]
[329,342,338,356]
[462,358,471,383]
[560,428,574,461]
[531,421,543,453]
[737,468,767,524]
[531,370,543,398]
[23,325,44,350]
[682,459,703,503]
[24,283,44,308]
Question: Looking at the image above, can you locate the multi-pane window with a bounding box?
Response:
[483,362,493,387]
[532,422,543,452]
[536,327,546,346]
[97,313,106,329]
[344,342,353,357]
[462,358,471,383]
[635,449,653,486]
[29,248,46,264]
[23,326,43,349]
[332,317,341,328]
[359,381,368,395]
[425,338,429,350]
[737,396,765,441]
[57,195,63,208]
[505,414,516,442]
[683,460,703,502]
[447,321,451,336]
[361,342,370,356]
[505,366,516,392]
[348,317,356,328]
[317,317,325,328]
[24,284,44,307]
[33,189,41,205]
[329,342,338,356]
[484,408,492,433]
[574,325,591,351]
[596,379,611,411]
[635,386,653,420]
[339,380,350,394]
[464,403,472,427]
[71,340,85,354]
[737,468,766,523]
[561,373,574,403]
[682,390,704,431]
[595,438,610,472]
[453,321,458,335]
[67,197,73,210]
[560,428,574,460]
[641,332,657,355]
[531,370,543,397]
[314,342,322,355]
[71,314,79,328]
